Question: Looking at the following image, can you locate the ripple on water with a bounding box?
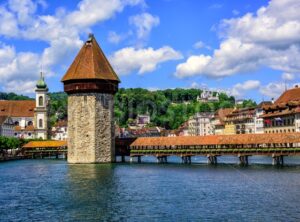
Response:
[1,159,300,221]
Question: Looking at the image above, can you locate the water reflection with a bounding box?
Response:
[1,160,300,221]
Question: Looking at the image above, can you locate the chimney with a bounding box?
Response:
[271,98,274,104]
[295,85,298,88]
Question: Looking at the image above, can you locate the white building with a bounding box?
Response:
[0,73,49,139]
[197,89,219,102]
[0,116,14,137]
[188,112,214,136]
[51,120,68,140]
[136,114,150,127]
[254,102,272,134]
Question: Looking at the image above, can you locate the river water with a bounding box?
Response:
[1,158,300,221]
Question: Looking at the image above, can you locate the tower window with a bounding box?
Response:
[39,96,43,106]
[39,119,43,128]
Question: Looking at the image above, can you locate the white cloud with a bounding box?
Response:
[193,41,211,50]
[193,41,205,49]
[175,55,211,78]
[231,80,261,97]
[0,0,145,93]
[129,12,160,40]
[282,72,295,81]
[3,80,36,94]
[175,0,300,78]
[259,82,286,99]
[0,7,19,37]
[110,46,182,75]
[108,31,123,44]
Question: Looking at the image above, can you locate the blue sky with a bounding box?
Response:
[0,0,299,101]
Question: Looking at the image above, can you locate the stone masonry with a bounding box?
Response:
[67,93,115,163]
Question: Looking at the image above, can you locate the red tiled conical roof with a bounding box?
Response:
[61,34,120,82]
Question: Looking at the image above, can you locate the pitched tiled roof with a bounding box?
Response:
[23,140,67,148]
[0,116,9,125]
[61,34,120,82]
[275,86,300,104]
[0,100,35,117]
[130,133,300,147]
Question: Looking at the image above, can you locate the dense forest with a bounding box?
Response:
[0,92,33,100]
[0,89,257,130]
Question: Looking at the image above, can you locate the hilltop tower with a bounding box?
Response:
[34,72,49,139]
[61,34,120,163]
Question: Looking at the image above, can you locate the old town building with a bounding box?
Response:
[211,108,233,135]
[224,107,256,135]
[188,112,214,136]
[262,86,300,133]
[51,120,68,141]
[0,116,14,137]
[0,73,50,139]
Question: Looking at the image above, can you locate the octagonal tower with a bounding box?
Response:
[62,34,120,163]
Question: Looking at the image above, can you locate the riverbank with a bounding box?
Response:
[0,155,27,162]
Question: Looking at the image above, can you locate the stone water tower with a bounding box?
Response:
[61,34,120,163]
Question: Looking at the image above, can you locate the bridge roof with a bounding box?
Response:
[130,133,300,147]
[23,140,67,148]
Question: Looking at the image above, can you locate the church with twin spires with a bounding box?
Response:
[0,73,49,139]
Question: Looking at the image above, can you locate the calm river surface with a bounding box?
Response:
[1,158,300,221]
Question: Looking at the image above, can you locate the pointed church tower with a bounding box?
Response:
[35,72,49,139]
[62,34,120,163]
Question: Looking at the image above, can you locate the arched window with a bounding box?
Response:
[39,96,43,106]
[14,121,19,126]
[27,121,33,126]
[39,119,43,128]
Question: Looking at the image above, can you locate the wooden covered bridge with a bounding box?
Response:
[21,133,300,165]
[23,141,67,159]
[129,133,300,165]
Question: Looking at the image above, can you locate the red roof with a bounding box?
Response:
[275,86,300,104]
[61,34,120,82]
[0,100,35,117]
[131,133,300,146]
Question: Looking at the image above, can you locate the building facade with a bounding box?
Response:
[211,108,233,135]
[0,74,49,139]
[188,112,214,136]
[0,116,14,137]
[262,86,300,134]
[51,120,68,140]
[224,108,256,135]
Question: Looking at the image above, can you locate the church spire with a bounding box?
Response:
[36,71,47,89]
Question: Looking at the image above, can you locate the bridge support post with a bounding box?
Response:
[181,156,191,164]
[157,156,168,164]
[121,155,125,163]
[207,155,217,165]
[238,155,249,166]
[272,155,284,166]
[137,156,141,163]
